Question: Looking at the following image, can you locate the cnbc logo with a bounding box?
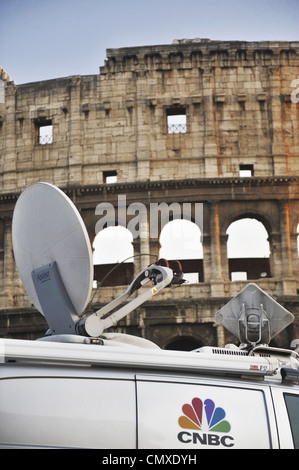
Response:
[177,397,235,447]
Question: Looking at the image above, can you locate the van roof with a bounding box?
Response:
[1,336,299,385]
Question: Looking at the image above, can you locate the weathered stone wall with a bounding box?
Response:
[1,39,299,191]
[0,39,299,348]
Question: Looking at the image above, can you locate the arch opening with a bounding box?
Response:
[159,219,203,283]
[93,226,134,287]
[226,218,271,281]
[164,336,203,351]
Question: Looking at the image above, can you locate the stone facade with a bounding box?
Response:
[0,39,299,348]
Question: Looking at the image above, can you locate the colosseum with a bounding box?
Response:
[0,38,299,349]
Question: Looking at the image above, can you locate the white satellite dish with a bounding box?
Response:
[12,182,93,333]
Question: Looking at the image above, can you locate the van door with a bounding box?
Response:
[270,386,299,449]
[0,371,136,449]
[136,374,278,449]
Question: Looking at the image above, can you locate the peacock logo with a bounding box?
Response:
[177,398,234,447]
[179,397,231,432]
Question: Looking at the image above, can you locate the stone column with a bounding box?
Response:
[220,234,230,280]
[268,232,282,279]
[279,201,297,294]
[3,217,14,306]
[139,214,151,269]
[269,68,289,175]
[149,237,160,263]
[290,231,299,280]
[202,69,219,178]
[68,76,82,184]
[208,203,224,296]
[132,209,151,277]
[216,324,226,348]
[3,82,17,191]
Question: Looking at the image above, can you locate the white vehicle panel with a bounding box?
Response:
[137,376,276,449]
[0,376,136,449]
[270,387,299,449]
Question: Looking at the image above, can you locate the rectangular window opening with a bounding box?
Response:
[239,164,254,177]
[231,271,248,281]
[35,119,53,145]
[103,170,117,184]
[167,107,187,134]
[183,273,199,284]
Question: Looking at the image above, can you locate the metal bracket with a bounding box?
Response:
[32,261,78,335]
[77,263,177,337]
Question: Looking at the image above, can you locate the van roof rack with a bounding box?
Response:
[1,336,299,384]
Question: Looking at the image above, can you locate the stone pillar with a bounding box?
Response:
[132,210,151,277]
[216,324,226,348]
[220,234,230,280]
[280,201,293,277]
[139,214,151,269]
[290,231,299,279]
[202,233,211,283]
[3,217,14,306]
[68,76,82,184]
[3,82,17,191]
[268,232,282,279]
[269,68,289,175]
[202,69,219,178]
[0,218,4,293]
[279,201,297,294]
[207,203,224,296]
[149,237,160,263]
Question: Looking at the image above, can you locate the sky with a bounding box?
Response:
[0,0,298,85]
[1,0,298,274]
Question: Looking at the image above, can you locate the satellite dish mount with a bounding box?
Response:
[215,283,294,347]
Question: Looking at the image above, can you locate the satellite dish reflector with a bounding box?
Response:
[12,183,93,333]
[215,283,294,346]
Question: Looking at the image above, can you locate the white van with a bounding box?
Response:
[1,182,298,449]
[0,332,299,449]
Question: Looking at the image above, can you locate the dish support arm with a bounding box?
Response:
[77,263,175,337]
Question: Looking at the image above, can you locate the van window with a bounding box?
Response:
[284,394,299,449]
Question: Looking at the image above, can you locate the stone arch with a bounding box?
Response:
[291,215,299,235]
[157,322,218,351]
[163,335,204,351]
[226,217,271,281]
[222,209,273,238]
